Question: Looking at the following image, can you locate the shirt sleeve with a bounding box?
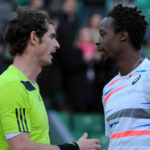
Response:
[0,81,31,134]
[5,132,22,139]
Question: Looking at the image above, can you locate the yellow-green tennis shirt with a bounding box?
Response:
[0,65,50,150]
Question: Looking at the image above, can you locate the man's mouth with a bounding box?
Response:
[96,46,108,59]
[97,46,106,54]
[97,45,105,52]
[51,50,56,54]
[50,50,56,56]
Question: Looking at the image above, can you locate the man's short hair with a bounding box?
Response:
[4,7,53,57]
[107,4,148,50]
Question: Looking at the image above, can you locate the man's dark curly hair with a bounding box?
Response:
[107,4,148,50]
[4,7,53,57]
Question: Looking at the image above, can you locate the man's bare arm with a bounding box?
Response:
[8,132,60,150]
[8,132,101,150]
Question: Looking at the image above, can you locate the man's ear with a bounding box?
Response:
[29,31,38,46]
[120,31,128,41]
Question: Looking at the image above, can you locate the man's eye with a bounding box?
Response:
[49,34,55,38]
[100,32,104,36]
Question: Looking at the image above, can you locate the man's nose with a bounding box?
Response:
[96,42,101,51]
[95,36,101,45]
[55,40,60,49]
[95,36,101,48]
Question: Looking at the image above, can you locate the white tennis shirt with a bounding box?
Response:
[103,58,150,150]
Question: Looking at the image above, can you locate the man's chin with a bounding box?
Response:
[101,54,109,61]
[40,60,52,66]
[104,56,116,63]
[103,55,109,61]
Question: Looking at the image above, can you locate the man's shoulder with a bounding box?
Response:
[0,76,29,105]
[0,80,26,99]
[103,74,119,89]
[143,58,150,70]
[0,68,20,88]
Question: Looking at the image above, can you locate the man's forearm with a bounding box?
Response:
[8,132,60,150]
[25,141,60,150]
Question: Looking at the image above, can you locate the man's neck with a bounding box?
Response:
[114,44,142,76]
[116,53,143,76]
[13,54,42,84]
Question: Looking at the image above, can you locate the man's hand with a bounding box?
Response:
[77,132,101,150]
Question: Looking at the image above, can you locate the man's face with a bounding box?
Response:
[63,0,77,15]
[97,17,121,60]
[35,24,60,66]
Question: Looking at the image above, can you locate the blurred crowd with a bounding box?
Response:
[0,0,150,113]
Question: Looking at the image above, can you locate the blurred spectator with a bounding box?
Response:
[56,0,87,112]
[87,13,103,43]
[28,0,43,9]
[61,47,89,112]
[77,27,96,62]
[0,0,17,73]
[57,0,79,49]
[87,13,104,62]
[75,26,97,112]
[0,0,17,48]
[79,0,105,25]
[46,0,62,14]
